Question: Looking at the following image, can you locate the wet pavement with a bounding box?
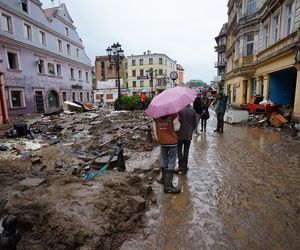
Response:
[121,113,300,250]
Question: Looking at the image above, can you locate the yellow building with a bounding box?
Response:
[225,0,300,121]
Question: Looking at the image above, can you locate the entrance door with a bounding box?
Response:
[48,90,59,109]
[35,91,45,113]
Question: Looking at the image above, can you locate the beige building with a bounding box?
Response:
[127,51,177,96]
[225,0,300,121]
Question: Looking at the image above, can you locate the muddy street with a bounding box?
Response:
[121,114,300,250]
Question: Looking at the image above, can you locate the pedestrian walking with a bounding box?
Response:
[174,105,196,175]
[213,92,228,133]
[200,98,210,132]
[140,92,146,109]
[193,93,202,134]
[153,114,181,193]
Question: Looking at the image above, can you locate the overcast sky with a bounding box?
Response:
[40,0,228,83]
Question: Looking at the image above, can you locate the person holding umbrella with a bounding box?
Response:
[153,113,181,193]
[146,86,196,193]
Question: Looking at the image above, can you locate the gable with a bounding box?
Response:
[56,3,73,24]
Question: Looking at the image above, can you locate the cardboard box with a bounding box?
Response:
[270,114,288,128]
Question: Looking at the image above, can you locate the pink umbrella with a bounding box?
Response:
[145,86,196,118]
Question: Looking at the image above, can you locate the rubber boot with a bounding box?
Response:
[174,157,184,174]
[163,169,181,193]
[156,167,165,184]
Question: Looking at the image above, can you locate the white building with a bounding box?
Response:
[127,51,177,96]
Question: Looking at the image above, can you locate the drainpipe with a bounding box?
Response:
[0,72,9,123]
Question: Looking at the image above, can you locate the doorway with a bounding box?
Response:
[48,90,59,109]
[35,91,45,113]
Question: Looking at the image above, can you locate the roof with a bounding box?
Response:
[215,23,228,42]
[43,7,59,19]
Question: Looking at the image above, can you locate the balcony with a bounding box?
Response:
[214,61,225,68]
[214,44,226,52]
[234,56,254,68]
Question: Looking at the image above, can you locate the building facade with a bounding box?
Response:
[214,23,227,92]
[225,0,300,121]
[0,57,8,123]
[127,51,177,96]
[0,0,92,116]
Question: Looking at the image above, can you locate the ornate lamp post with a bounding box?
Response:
[146,68,157,98]
[106,42,125,100]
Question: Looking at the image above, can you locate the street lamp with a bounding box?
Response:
[146,68,157,98]
[106,42,125,100]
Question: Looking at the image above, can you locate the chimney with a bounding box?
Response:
[143,52,146,55]
[147,50,151,55]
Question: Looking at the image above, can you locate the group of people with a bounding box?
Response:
[153,92,228,194]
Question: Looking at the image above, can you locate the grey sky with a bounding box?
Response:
[41,0,228,83]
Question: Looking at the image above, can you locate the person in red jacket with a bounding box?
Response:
[140,92,146,109]
[153,113,181,193]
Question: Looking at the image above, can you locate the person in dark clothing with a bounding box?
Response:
[174,105,196,175]
[193,93,202,134]
[0,215,21,250]
[200,98,210,132]
[213,93,228,133]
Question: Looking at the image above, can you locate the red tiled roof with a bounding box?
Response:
[44,7,59,19]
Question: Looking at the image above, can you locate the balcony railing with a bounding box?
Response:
[234,55,254,68]
[214,44,226,52]
[214,62,226,68]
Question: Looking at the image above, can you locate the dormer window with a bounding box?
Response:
[21,0,28,13]
[65,27,69,36]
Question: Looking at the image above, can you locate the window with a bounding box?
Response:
[106,93,113,100]
[10,89,24,108]
[67,44,71,55]
[285,1,294,36]
[87,92,90,102]
[47,63,55,75]
[233,87,237,102]
[219,53,225,63]
[159,58,163,64]
[246,33,254,56]
[76,48,79,58]
[56,64,62,77]
[85,72,89,81]
[263,25,269,49]
[149,58,153,65]
[272,14,280,43]
[139,59,143,65]
[65,27,69,36]
[57,40,63,52]
[21,0,28,13]
[37,59,45,74]
[79,70,82,80]
[235,39,240,59]
[39,31,46,46]
[80,92,83,102]
[132,81,136,87]
[140,81,144,87]
[7,51,20,70]
[2,14,13,33]
[159,69,163,75]
[248,0,256,15]
[132,60,136,66]
[140,69,144,77]
[70,68,74,79]
[62,92,67,102]
[252,79,257,96]
[132,70,136,77]
[24,23,32,40]
[72,92,76,102]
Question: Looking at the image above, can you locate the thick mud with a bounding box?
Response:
[121,113,300,249]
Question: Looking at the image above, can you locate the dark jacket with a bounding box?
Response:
[201,104,210,119]
[215,95,228,114]
[177,106,196,141]
[193,97,202,115]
